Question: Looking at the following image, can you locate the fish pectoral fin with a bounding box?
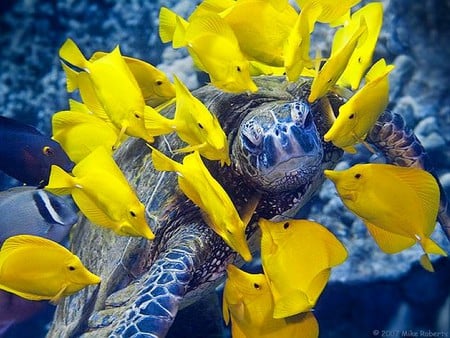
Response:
[365,222,415,254]
[228,302,245,323]
[50,284,68,305]
[45,165,75,195]
[418,237,448,272]
[273,290,312,319]
[419,254,435,273]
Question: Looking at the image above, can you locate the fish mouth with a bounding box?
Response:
[235,101,323,192]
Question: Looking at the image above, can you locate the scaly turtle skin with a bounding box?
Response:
[47,76,450,338]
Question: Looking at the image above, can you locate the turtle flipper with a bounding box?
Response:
[367,110,450,240]
[110,248,195,338]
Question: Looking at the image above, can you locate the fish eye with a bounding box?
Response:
[42,146,54,156]
[130,210,137,217]
[283,222,290,229]
[348,113,355,119]
[253,283,260,289]
[68,266,76,271]
[134,113,141,119]
[155,80,163,86]
[198,123,204,129]
[358,57,362,63]
[236,66,241,72]
[354,173,361,179]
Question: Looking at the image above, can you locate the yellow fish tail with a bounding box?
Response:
[144,105,174,135]
[419,237,447,272]
[151,147,182,173]
[159,7,188,47]
[45,165,76,195]
[60,61,79,92]
[59,38,88,70]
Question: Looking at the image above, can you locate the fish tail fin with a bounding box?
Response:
[60,61,79,92]
[144,105,175,135]
[59,38,88,70]
[159,7,188,47]
[419,237,448,272]
[150,147,181,173]
[45,165,75,195]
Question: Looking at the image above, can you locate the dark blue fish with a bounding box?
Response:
[0,186,78,246]
[0,116,74,187]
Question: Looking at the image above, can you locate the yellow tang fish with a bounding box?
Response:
[296,0,361,26]
[284,2,322,82]
[91,52,176,107]
[51,109,123,163]
[324,164,448,272]
[59,39,153,146]
[213,0,298,67]
[308,18,368,103]
[324,58,395,153]
[0,235,100,303]
[223,264,319,338]
[334,2,384,90]
[259,218,347,318]
[151,148,253,262]
[159,10,257,93]
[45,146,155,240]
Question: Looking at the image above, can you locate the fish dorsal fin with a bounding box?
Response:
[89,51,107,62]
[0,116,42,136]
[173,15,189,48]
[60,61,79,92]
[1,234,60,253]
[273,290,311,319]
[187,14,237,45]
[73,146,122,179]
[77,72,109,121]
[385,166,440,234]
[364,221,415,254]
[306,268,331,304]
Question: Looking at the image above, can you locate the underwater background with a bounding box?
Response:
[0,0,449,337]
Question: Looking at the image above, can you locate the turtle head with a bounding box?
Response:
[233,100,323,192]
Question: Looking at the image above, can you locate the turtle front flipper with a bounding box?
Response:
[366,110,450,240]
[110,247,196,337]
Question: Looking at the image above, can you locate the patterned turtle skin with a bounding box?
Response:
[47,76,450,338]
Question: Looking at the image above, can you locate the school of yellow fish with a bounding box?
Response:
[0,0,448,337]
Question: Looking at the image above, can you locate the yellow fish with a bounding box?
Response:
[324,58,395,153]
[223,264,319,338]
[159,11,257,93]
[259,218,347,318]
[324,164,447,272]
[215,0,298,67]
[45,146,155,240]
[296,0,361,26]
[284,2,322,82]
[91,52,176,107]
[51,109,123,163]
[308,18,368,102]
[59,39,153,145]
[333,2,384,90]
[151,148,253,262]
[0,235,100,303]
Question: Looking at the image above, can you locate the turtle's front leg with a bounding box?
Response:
[367,110,450,240]
[110,247,195,338]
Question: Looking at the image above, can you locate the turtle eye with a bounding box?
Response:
[242,119,263,152]
[43,146,54,156]
[290,101,311,127]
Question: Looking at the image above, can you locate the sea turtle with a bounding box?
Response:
[47,76,450,338]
